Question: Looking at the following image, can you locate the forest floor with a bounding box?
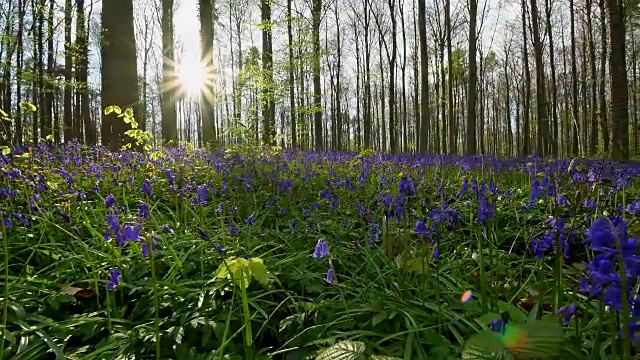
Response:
[1,143,639,359]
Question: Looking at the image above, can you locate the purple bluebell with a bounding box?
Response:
[326,263,336,284]
[105,194,116,208]
[161,224,174,235]
[107,268,121,290]
[139,203,149,219]
[556,303,577,325]
[313,238,330,258]
[142,179,153,197]
[214,242,225,255]
[198,227,209,241]
[415,220,429,238]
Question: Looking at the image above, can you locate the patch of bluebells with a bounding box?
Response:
[573,216,640,341]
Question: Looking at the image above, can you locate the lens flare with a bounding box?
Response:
[461,290,473,302]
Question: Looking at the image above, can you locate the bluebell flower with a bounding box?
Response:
[488,319,505,333]
[476,198,495,224]
[531,230,554,259]
[556,303,577,325]
[164,168,175,186]
[105,194,116,208]
[139,203,149,219]
[107,212,120,234]
[414,220,429,238]
[528,179,541,205]
[313,238,329,258]
[626,200,640,216]
[398,175,415,197]
[214,242,225,255]
[142,239,156,258]
[326,263,337,284]
[198,227,209,241]
[142,179,153,197]
[107,268,121,290]
[161,224,174,235]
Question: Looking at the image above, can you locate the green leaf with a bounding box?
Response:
[247,258,270,286]
[498,301,527,323]
[45,134,53,141]
[1,147,10,156]
[0,108,7,117]
[19,101,37,112]
[504,320,564,359]
[316,340,365,360]
[228,258,252,288]
[104,105,114,115]
[124,108,134,118]
[462,330,511,360]
[370,356,402,360]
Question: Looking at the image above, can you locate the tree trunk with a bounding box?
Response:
[529,0,548,156]
[608,0,629,160]
[261,0,275,146]
[161,0,178,145]
[199,0,217,147]
[312,0,323,150]
[466,0,478,154]
[101,0,141,149]
[545,0,559,156]
[64,0,73,142]
[599,0,609,153]
[287,0,296,148]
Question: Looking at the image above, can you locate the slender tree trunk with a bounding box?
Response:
[446,0,455,153]
[162,0,178,145]
[77,0,94,144]
[545,0,559,156]
[199,0,217,147]
[569,0,580,155]
[335,3,342,150]
[418,0,430,153]
[599,0,609,153]
[586,0,598,155]
[64,0,73,142]
[261,0,275,146]
[45,0,55,141]
[312,0,323,150]
[287,0,296,148]
[466,0,478,154]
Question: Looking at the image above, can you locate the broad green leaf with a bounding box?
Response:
[247,258,270,286]
[124,108,134,118]
[104,105,114,115]
[462,330,510,360]
[505,320,564,359]
[498,301,527,323]
[1,147,10,156]
[316,340,365,360]
[45,134,53,141]
[370,356,402,360]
